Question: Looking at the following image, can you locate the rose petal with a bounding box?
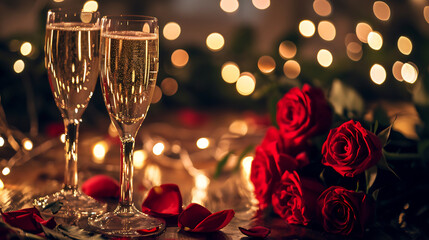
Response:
[141,184,183,218]
[1,207,43,234]
[32,214,57,229]
[239,226,271,238]
[178,203,235,232]
[137,226,159,234]
[81,175,120,200]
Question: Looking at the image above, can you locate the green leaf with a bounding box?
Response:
[319,168,326,185]
[372,189,380,201]
[377,154,399,179]
[365,166,378,194]
[43,200,63,214]
[377,117,396,147]
[233,145,255,172]
[355,180,360,192]
[214,151,234,179]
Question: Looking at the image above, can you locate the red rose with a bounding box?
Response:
[321,120,382,177]
[271,171,324,225]
[251,128,310,210]
[318,186,373,236]
[276,84,332,148]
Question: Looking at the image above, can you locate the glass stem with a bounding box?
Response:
[63,120,80,192]
[119,137,135,212]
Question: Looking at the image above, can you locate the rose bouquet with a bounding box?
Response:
[250,84,393,236]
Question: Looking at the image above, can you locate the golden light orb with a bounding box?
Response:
[206,33,225,51]
[161,78,178,96]
[20,42,32,56]
[397,36,412,55]
[153,142,165,156]
[2,167,10,176]
[236,72,256,96]
[373,1,391,21]
[163,22,181,41]
[370,64,386,85]
[346,42,363,61]
[313,0,332,17]
[392,61,404,81]
[220,0,239,13]
[13,60,25,73]
[93,141,108,163]
[229,120,248,135]
[355,22,373,43]
[171,49,189,68]
[221,62,240,83]
[252,0,270,10]
[22,139,33,151]
[279,41,297,59]
[196,138,210,149]
[401,63,418,84]
[299,20,316,38]
[283,60,301,79]
[367,31,383,50]
[257,56,276,74]
[317,20,336,41]
[317,49,333,67]
[151,86,162,104]
[424,6,429,24]
[0,137,4,147]
[133,150,147,169]
[82,1,98,12]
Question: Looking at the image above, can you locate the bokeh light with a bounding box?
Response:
[153,142,165,156]
[2,167,10,176]
[317,49,333,67]
[133,150,147,169]
[0,137,4,147]
[283,60,301,79]
[299,20,316,38]
[279,41,297,59]
[356,22,372,43]
[20,42,32,56]
[257,56,276,74]
[163,22,181,40]
[397,36,412,55]
[346,42,363,61]
[108,123,118,137]
[93,141,108,163]
[229,120,248,135]
[236,72,256,96]
[160,78,178,96]
[0,179,4,190]
[401,63,418,84]
[206,33,225,51]
[220,0,239,13]
[392,61,404,81]
[221,62,240,83]
[317,20,336,41]
[22,139,33,151]
[60,134,66,143]
[252,0,270,10]
[151,86,162,104]
[370,64,386,85]
[367,31,383,50]
[313,0,332,17]
[171,49,189,68]
[82,1,98,12]
[373,1,390,21]
[13,60,25,73]
[196,138,210,149]
[425,6,429,23]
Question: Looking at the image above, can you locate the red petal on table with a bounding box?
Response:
[137,226,159,234]
[32,214,57,229]
[81,175,120,200]
[239,226,271,238]
[1,207,43,234]
[178,203,235,232]
[141,184,183,218]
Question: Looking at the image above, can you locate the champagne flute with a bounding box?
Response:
[88,15,165,237]
[33,9,105,218]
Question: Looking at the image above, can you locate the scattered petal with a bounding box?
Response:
[1,207,56,234]
[178,203,235,232]
[239,226,271,238]
[81,175,120,200]
[142,184,183,218]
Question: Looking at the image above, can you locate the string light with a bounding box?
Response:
[171,49,189,68]
[356,22,372,43]
[257,56,276,74]
[401,63,418,84]
[163,22,181,40]
[392,61,404,81]
[22,139,33,151]
[317,20,336,41]
[151,86,162,104]
[206,33,225,51]
[370,64,386,85]
[373,1,390,21]
[236,72,256,96]
[0,137,4,147]
[83,1,98,12]
[367,31,383,50]
[133,150,147,169]
[13,60,25,73]
[161,78,178,96]
[20,42,32,56]
[299,20,316,37]
[397,36,412,55]
[220,0,239,13]
[221,62,240,83]
[153,142,165,156]
[2,167,10,176]
[252,0,270,10]
[279,41,297,59]
[317,49,333,67]
[313,0,332,16]
[196,138,210,149]
[283,60,301,79]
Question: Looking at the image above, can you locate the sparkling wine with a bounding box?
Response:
[45,22,100,120]
[100,31,159,137]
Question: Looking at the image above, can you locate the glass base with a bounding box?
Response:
[88,205,166,237]
[33,189,106,219]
